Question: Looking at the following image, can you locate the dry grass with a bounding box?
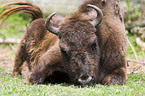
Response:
[0,45,14,72]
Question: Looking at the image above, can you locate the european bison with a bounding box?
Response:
[44,0,127,85]
[1,0,127,86]
[44,5,103,85]
[1,2,103,85]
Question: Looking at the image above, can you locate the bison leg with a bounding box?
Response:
[28,47,63,84]
[12,42,27,77]
[28,69,51,84]
[102,67,127,85]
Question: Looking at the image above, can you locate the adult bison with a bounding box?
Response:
[45,0,127,85]
[1,0,127,86]
[1,2,103,85]
[46,0,127,85]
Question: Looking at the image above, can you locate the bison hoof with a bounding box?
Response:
[102,74,124,85]
[28,72,45,84]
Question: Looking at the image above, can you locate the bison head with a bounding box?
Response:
[45,4,103,85]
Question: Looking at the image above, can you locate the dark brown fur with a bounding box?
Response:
[57,12,101,85]
[12,19,59,76]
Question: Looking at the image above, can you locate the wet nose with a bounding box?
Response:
[78,74,94,85]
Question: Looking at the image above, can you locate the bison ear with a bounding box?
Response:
[45,12,60,35]
[87,4,103,27]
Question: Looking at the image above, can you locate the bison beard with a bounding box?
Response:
[10,0,126,86]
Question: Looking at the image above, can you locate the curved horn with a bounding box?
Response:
[45,12,59,35]
[87,4,103,27]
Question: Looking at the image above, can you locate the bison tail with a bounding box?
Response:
[0,2,43,26]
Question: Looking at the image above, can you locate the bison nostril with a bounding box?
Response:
[80,74,89,80]
[78,74,92,85]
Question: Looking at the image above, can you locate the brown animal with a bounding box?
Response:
[1,2,103,85]
[1,0,127,86]
[45,0,127,85]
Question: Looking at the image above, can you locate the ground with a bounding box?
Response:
[0,45,14,72]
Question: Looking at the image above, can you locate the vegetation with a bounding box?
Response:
[124,0,145,60]
[0,13,31,39]
[124,0,142,22]
[0,68,145,96]
[127,35,145,60]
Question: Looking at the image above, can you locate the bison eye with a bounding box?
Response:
[60,47,67,55]
[91,42,97,51]
[101,0,106,6]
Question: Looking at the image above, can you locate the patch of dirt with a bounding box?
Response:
[127,59,145,74]
[0,46,14,72]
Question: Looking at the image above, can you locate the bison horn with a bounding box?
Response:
[87,4,103,27]
[45,12,59,35]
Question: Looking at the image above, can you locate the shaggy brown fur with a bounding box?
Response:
[0,2,68,84]
[13,18,66,84]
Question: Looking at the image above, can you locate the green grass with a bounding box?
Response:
[0,13,31,39]
[0,68,145,96]
[127,35,145,60]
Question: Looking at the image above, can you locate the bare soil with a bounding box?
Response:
[0,45,14,72]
